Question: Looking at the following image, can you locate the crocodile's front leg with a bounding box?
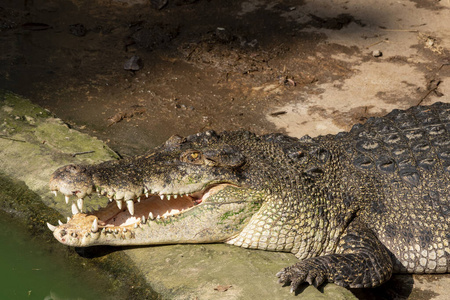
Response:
[277,220,393,292]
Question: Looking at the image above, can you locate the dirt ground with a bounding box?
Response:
[1,0,449,299]
[1,0,447,157]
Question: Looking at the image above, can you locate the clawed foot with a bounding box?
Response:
[276,263,327,293]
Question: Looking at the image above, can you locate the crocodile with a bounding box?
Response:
[47,102,450,292]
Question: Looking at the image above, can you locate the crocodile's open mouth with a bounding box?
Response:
[47,184,229,239]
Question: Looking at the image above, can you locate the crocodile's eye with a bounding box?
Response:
[181,150,204,164]
[189,152,200,161]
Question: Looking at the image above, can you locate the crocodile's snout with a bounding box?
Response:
[49,164,94,199]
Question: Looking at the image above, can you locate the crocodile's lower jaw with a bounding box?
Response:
[47,185,228,246]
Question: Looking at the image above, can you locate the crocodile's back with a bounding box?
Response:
[336,102,449,273]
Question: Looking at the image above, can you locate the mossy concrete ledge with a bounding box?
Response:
[0,90,119,214]
[0,90,357,299]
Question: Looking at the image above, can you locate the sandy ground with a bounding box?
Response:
[1,0,449,299]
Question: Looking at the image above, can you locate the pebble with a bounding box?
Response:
[372,50,382,57]
[124,55,142,71]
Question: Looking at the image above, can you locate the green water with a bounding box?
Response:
[0,215,107,300]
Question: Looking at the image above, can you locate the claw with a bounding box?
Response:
[306,275,314,285]
[290,278,302,293]
[290,285,296,293]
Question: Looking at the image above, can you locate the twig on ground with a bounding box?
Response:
[72,150,95,157]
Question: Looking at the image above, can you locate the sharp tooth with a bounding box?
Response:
[47,222,57,232]
[141,215,146,224]
[65,195,70,204]
[91,218,98,232]
[77,198,84,212]
[148,212,155,220]
[126,200,134,215]
[58,220,63,226]
[174,194,178,199]
[144,187,148,194]
[109,198,113,202]
[145,192,149,197]
[137,196,141,203]
[52,191,58,197]
[156,215,161,220]
[167,195,171,200]
[72,202,80,215]
[134,223,138,229]
[67,217,71,222]
[116,200,123,210]
[160,194,164,200]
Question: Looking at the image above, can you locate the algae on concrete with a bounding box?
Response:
[0,90,119,216]
[126,243,357,300]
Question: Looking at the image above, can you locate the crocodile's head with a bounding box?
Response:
[48,130,270,247]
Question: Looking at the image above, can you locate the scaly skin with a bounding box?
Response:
[48,102,450,292]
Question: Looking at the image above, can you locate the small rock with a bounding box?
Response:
[69,24,87,37]
[214,285,232,292]
[25,115,36,125]
[372,50,382,57]
[124,56,142,71]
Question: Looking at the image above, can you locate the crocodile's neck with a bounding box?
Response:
[227,135,357,259]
